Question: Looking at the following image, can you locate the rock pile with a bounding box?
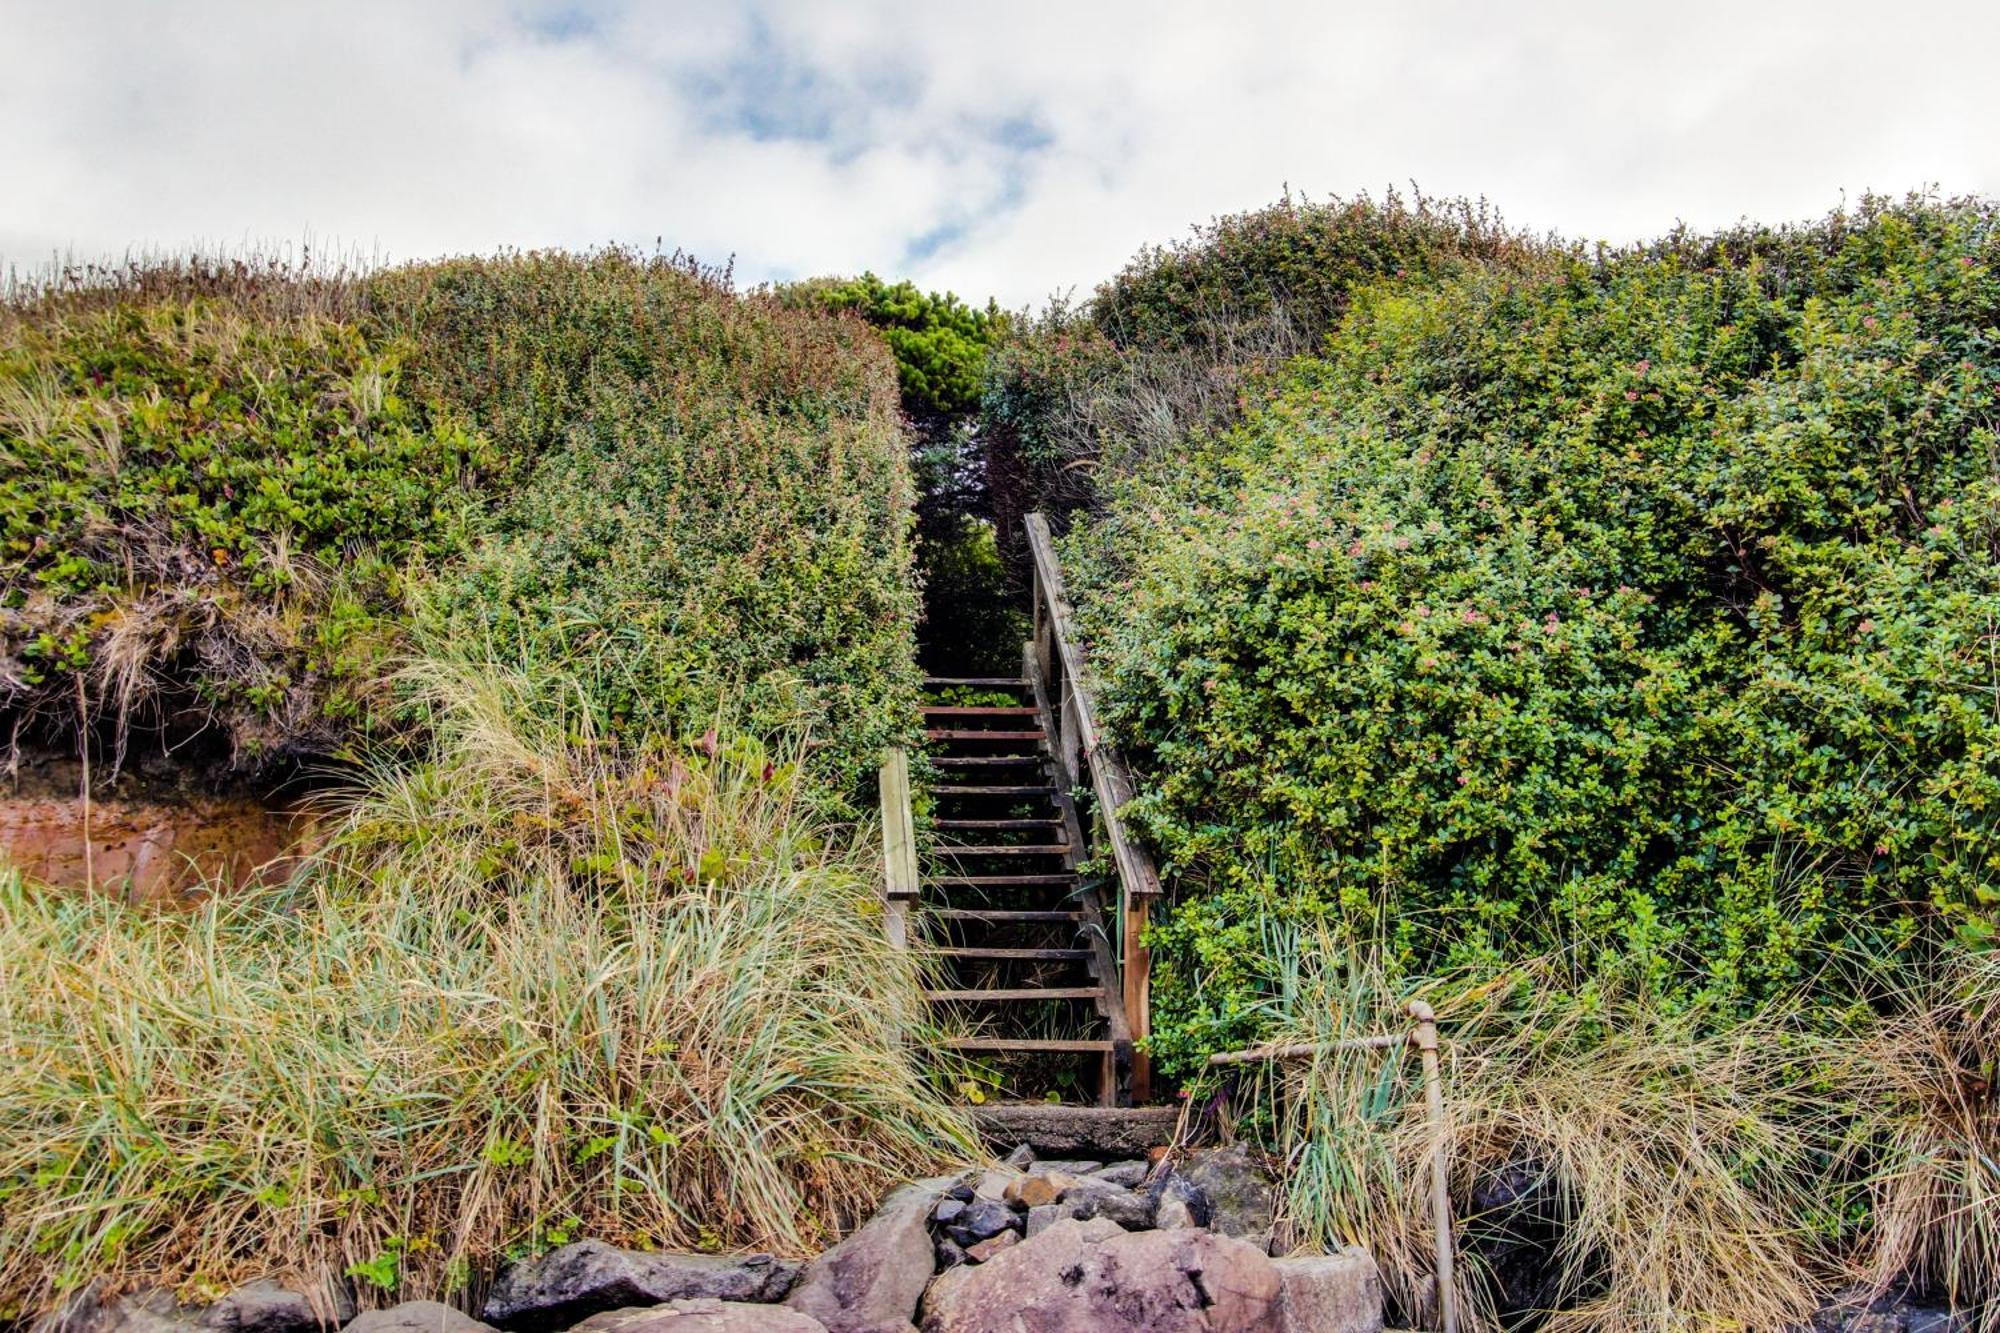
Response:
[32,1146,1382,1333]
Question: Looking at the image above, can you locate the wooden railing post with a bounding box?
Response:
[878,747,918,950]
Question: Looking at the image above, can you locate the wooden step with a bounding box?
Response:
[939,947,1093,962]
[929,874,1078,888]
[925,677,1029,688]
[936,818,1063,830]
[930,909,1085,923]
[927,844,1071,857]
[921,705,1039,717]
[926,729,1045,742]
[927,987,1106,1003]
[935,755,1042,768]
[944,1036,1116,1053]
[933,785,1055,798]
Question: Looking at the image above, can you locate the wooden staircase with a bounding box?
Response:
[918,679,1134,1105]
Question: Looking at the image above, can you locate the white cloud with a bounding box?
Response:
[2,0,1995,306]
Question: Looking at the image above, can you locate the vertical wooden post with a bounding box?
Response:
[1407,1000,1457,1333]
[878,747,918,950]
[1123,895,1151,1102]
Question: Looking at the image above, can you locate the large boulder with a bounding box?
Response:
[343,1304,493,1333]
[1181,1146,1277,1252]
[571,1301,827,1333]
[919,1217,1283,1332]
[482,1242,800,1330]
[785,1174,963,1333]
[1273,1251,1384,1333]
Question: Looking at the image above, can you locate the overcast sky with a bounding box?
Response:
[4,0,1997,307]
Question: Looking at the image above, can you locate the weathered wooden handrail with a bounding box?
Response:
[878,746,917,950]
[1023,511,1162,1101]
[1207,1002,1459,1333]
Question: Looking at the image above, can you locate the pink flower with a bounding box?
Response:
[1634,359,1651,375]
[1457,774,1470,786]
[1393,536,1411,550]
[1863,315,1879,331]
[1625,390,1639,402]
[1857,619,1875,634]
[1307,539,1323,550]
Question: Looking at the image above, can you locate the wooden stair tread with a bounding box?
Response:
[926,729,1046,741]
[944,1037,1116,1053]
[935,818,1062,829]
[935,755,1042,767]
[930,909,1085,923]
[925,677,1029,688]
[939,946,1093,961]
[934,785,1056,797]
[922,705,1040,717]
[927,987,1106,1002]
[929,874,1078,887]
[928,844,1071,857]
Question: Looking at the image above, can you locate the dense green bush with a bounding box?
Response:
[0,252,921,791]
[1064,196,2000,1071]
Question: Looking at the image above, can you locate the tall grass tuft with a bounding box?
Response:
[0,655,973,1312]
[1245,940,1853,1333]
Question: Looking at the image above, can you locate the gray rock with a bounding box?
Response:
[202,1280,355,1333]
[1027,1160,1101,1176]
[33,1285,191,1333]
[934,1237,970,1271]
[946,1199,1020,1246]
[1151,1170,1213,1230]
[1807,1290,1968,1333]
[1023,1205,1059,1239]
[785,1173,959,1333]
[344,1305,493,1333]
[571,1301,827,1333]
[1054,1176,1155,1230]
[483,1242,799,1330]
[1182,1145,1277,1251]
[1090,1161,1150,1188]
[1002,1143,1036,1170]
[970,1170,1018,1202]
[1274,1251,1384,1333]
[918,1217,1283,1332]
[931,1199,965,1227]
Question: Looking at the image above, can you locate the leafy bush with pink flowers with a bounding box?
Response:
[1058,195,2000,1071]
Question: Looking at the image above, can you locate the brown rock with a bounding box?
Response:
[344,1305,494,1333]
[1000,1172,1076,1207]
[572,1302,827,1333]
[963,1231,1019,1264]
[919,1217,1283,1332]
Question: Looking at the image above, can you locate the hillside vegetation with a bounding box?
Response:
[2,251,919,789]
[0,253,968,1308]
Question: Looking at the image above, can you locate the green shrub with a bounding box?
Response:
[1066,195,2000,1070]
[1,251,921,792]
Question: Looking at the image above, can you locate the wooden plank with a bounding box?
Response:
[878,748,919,951]
[926,987,1106,1003]
[926,844,1071,857]
[925,677,1029,688]
[935,817,1062,829]
[925,705,1037,714]
[929,908,1083,923]
[934,785,1055,798]
[925,729,1045,741]
[939,947,1092,962]
[935,755,1042,767]
[929,874,1077,887]
[943,1037,1116,1053]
